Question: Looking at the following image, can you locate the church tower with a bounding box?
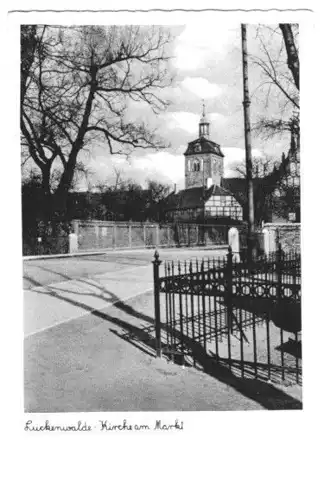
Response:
[184,103,224,189]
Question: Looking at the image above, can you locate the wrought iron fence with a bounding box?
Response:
[153,245,301,385]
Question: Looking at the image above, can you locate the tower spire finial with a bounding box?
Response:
[199,99,209,137]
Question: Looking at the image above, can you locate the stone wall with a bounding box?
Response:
[262,223,300,254]
[71,220,230,253]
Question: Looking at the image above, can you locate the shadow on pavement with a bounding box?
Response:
[25,271,302,410]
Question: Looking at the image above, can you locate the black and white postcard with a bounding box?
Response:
[3,2,322,499]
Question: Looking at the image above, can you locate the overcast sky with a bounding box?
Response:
[80,23,294,191]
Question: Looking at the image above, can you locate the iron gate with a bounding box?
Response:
[153,246,302,385]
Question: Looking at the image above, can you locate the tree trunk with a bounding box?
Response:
[279,24,300,91]
[53,75,98,214]
[41,165,51,197]
[52,169,74,215]
[40,165,53,221]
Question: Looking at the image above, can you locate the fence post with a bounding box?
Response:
[156,224,160,247]
[153,250,162,357]
[226,245,233,367]
[276,242,282,302]
[228,227,240,262]
[72,220,79,235]
[94,223,99,248]
[128,223,132,248]
[262,228,270,257]
[113,223,117,249]
[167,225,171,247]
[69,233,78,253]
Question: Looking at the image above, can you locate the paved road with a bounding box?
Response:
[23,248,226,336]
[23,251,154,290]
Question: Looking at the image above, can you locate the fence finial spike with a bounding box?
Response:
[154,249,160,261]
[228,245,232,254]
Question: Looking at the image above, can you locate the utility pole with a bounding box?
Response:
[202,157,206,244]
[241,24,255,260]
[202,100,206,244]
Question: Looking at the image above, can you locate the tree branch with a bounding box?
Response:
[279,24,300,90]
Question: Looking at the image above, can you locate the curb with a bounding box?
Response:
[23,245,229,261]
[23,250,108,261]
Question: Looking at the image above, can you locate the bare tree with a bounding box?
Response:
[231,156,279,179]
[228,153,299,224]
[251,24,299,139]
[21,25,173,216]
[90,167,125,193]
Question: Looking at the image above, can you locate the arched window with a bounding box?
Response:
[194,160,200,172]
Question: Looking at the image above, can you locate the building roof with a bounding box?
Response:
[184,137,224,157]
[221,177,279,207]
[164,184,233,211]
[221,178,248,205]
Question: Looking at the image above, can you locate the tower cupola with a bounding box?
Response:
[199,102,210,138]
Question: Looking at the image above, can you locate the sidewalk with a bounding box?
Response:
[24,290,302,412]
